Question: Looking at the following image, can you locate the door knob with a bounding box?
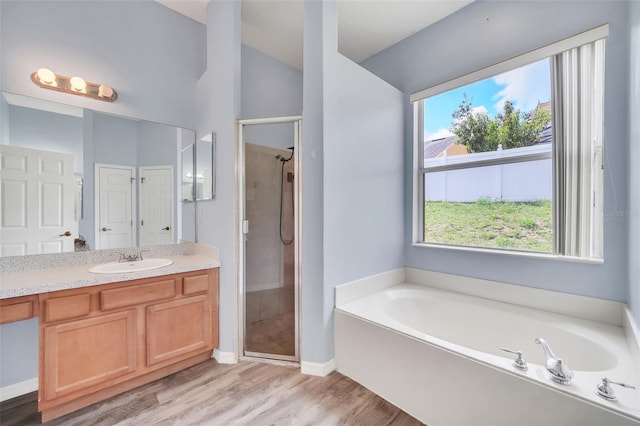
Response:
[161,226,170,231]
[59,231,72,237]
[101,227,112,232]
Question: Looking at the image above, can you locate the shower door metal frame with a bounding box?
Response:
[237,116,302,363]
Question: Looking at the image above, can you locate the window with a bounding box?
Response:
[411,25,607,260]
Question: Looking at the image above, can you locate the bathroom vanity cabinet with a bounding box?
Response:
[34,268,219,422]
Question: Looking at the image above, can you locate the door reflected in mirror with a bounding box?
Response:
[0,91,195,256]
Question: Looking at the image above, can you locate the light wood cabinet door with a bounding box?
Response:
[146,295,212,366]
[42,310,137,400]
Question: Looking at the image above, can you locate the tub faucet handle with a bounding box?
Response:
[595,377,636,401]
[500,348,528,371]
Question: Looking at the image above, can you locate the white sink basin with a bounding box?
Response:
[89,258,173,274]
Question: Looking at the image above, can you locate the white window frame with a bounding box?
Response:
[411,25,608,260]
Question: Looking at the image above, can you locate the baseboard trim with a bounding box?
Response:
[301,359,336,377]
[214,349,237,364]
[0,377,38,402]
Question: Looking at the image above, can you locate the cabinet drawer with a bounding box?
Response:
[0,300,34,324]
[45,294,90,323]
[100,279,176,311]
[183,274,209,295]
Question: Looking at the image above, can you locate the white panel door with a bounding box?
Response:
[96,164,135,250]
[139,166,174,246]
[0,145,76,256]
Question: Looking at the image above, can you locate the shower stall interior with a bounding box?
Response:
[239,118,300,361]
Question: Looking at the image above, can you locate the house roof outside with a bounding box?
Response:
[532,101,552,144]
[424,135,459,159]
[538,122,552,144]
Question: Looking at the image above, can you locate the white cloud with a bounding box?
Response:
[450,105,489,128]
[492,59,550,113]
[472,105,489,116]
[425,128,455,141]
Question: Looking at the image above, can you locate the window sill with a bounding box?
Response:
[411,242,604,265]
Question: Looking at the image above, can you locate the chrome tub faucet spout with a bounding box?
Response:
[535,337,573,385]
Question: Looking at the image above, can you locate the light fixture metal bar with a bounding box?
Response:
[31,70,117,102]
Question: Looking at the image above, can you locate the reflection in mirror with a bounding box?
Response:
[196,132,216,201]
[0,91,195,256]
[181,144,195,202]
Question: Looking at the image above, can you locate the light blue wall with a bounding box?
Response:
[629,1,640,327]
[0,319,37,388]
[362,0,631,303]
[0,0,205,129]
[241,45,303,120]
[301,0,328,364]
[241,44,302,150]
[323,53,404,285]
[301,0,405,363]
[195,0,241,355]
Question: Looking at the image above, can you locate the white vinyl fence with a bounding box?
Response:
[424,144,552,202]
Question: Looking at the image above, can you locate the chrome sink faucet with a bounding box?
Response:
[535,338,573,385]
[119,251,143,262]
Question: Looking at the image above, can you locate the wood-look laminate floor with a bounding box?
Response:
[1,359,424,426]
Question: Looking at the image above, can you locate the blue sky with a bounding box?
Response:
[424,59,551,141]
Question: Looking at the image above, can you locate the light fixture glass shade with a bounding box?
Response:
[98,84,114,99]
[69,76,87,92]
[36,68,56,85]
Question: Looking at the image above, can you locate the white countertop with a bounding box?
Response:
[0,245,220,299]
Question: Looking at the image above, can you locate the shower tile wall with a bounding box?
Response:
[245,143,294,327]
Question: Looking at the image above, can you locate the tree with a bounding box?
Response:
[451,94,551,153]
[451,94,499,153]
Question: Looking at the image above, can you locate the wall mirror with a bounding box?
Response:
[196,132,215,201]
[181,144,195,202]
[182,132,215,202]
[0,91,196,256]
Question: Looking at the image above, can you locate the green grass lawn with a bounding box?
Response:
[424,199,552,252]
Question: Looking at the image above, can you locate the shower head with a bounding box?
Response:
[276,148,294,163]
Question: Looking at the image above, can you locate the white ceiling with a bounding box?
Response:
[158,0,473,70]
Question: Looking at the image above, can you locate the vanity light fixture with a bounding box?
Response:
[69,76,87,92]
[31,68,117,102]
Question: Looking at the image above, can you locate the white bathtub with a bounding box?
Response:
[335,282,640,426]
